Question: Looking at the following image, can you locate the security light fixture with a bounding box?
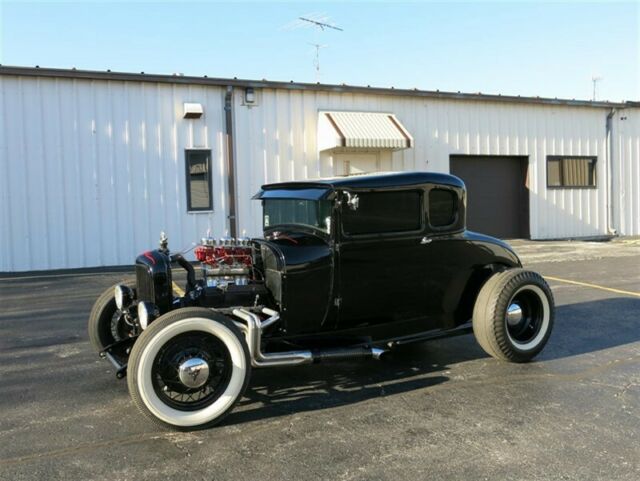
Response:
[245,88,255,104]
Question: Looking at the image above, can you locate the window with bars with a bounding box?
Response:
[547,156,597,188]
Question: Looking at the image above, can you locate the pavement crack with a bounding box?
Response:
[170,440,192,458]
[616,381,640,398]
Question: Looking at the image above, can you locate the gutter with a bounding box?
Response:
[224,86,238,238]
[0,65,628,110]
[605,108,618,236]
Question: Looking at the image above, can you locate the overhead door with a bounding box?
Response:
[450,155,529,239]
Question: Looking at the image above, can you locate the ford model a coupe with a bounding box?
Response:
[89,172,554,429]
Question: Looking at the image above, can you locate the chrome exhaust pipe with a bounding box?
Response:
[233,308,313,367]
[312,346,387,362]
[232,308,387,368]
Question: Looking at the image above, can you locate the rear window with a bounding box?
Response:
[342,190,422,235]
[429,189,457,227]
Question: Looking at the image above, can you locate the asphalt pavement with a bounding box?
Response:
[1,239,639,481]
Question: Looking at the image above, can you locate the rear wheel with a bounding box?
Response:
[127,308,251,430]
[472,269,554,362]
[88,280,137,353]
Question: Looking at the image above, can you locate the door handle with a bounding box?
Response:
[420,237,432,245]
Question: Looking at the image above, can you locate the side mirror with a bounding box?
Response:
[344,192,359,211]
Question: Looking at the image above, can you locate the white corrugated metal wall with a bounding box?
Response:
[233,88,610,240]
[614,108,640,236]
[1,72,636,272]
[0,75,229,271]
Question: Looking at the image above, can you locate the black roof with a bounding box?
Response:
[254,172,464,200]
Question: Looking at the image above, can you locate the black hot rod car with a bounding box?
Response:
[89,172,554,429]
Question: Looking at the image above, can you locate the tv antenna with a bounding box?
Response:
[298,16,343,31]
[283,13,343,82]
[592,75,603,101]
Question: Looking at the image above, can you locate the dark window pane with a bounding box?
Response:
[587,159,597,186]
[186,150,212,210]
[342,191,422,235]
[429,189,457,227]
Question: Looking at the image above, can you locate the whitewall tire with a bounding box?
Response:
[127,308,251,430]
[472,269,554,363]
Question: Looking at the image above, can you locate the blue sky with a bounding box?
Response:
[1,1,638,101]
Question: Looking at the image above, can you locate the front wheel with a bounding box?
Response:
[127,308,251,430]
[88,280,137,353]
[472,269,554,362]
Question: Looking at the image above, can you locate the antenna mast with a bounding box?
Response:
[296,16,343,82]
[308,43,327,82]
[592,76,603,101]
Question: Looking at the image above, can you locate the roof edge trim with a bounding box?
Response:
[0,65,631,109]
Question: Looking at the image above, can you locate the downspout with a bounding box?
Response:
[605,108,617,236]
[224,86,238,238]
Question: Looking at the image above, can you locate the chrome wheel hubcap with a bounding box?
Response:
[506,303,523,326]
[178,357,210,389]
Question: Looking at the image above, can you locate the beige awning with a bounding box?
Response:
[318,111,413,151]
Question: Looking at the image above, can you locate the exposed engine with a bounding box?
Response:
[134,233,271,317]
[192,236,270,309]
[194,237,254,288]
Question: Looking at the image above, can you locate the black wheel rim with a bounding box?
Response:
[151,332,232,411]
[110,309,138,341]
[505,288,544,345]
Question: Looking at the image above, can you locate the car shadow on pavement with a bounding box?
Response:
[540,297,640,361]
[223,337,483,427]
[225,297,640,427]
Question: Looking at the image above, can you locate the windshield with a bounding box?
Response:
[263,199,332,233]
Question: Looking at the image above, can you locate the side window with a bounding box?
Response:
[547,156,597,188]
[428,188,457,227]
[342,190,422,235]
[185,150,213,211]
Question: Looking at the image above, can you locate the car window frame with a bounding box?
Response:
[261,198,334,236]
[338,187,426,240]
[426,185,462,234]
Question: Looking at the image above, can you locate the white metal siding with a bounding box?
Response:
[233,88,609,240]
[1,73,635,272]
[615,108,640,235]
[0,75,229,271]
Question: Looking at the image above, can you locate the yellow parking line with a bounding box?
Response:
[172,282,185,297]
[545,276,640,298]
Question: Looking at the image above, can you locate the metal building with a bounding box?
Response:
[0,66,638,272]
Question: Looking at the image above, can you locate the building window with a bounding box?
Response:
[342,190,422,235]
[547,156,597,188]
[428,188,457,227]
[185,150,213,211]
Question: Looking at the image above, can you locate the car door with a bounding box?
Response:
[416,185,470,328]
[336,188,429,329]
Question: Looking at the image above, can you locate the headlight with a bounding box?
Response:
[114,284,134,310]
[137,302,158,330]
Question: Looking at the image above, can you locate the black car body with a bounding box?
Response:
[251,172,520,339]
[90,171,553,429]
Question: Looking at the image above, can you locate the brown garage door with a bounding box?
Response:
[450,155,529,239]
